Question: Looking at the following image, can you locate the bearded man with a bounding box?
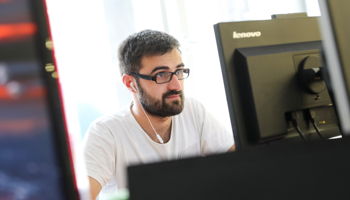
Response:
[82,29,235,200]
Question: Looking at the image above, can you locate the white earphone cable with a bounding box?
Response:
[139,102,164,144]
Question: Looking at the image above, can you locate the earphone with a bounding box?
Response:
[130,81,164,144]
[130,82,136,92]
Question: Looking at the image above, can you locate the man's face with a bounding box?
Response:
[136,48,185,117]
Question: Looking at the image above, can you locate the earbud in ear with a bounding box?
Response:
[130,82,137,91]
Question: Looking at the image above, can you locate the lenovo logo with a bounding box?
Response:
[233,31,261,39]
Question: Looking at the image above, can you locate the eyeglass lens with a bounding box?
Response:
[156,69,189,83]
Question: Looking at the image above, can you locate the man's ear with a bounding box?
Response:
[122,74,137,93]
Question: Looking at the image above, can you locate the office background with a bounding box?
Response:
[45,0,321,153]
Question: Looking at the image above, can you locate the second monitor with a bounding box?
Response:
[214,14,341,151]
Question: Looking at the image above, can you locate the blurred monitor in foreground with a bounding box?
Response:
[127,136,350,200]
[0,0,78,199]
[214,13,341,151]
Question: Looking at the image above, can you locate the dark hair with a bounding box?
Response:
[118,29,181,76]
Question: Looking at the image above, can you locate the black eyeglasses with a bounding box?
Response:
[128,68,190,84]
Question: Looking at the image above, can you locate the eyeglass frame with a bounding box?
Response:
[128,68,190,84]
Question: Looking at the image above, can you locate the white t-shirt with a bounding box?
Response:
[82,98,234,195]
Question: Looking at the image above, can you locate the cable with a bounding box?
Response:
[139,102,164,144]
[290,112,307,141]
[308,109,325,139]
[131,82,164,144]
[292,121,307,141]
[311,120,324,139]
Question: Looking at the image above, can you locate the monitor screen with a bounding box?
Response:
[214,15,341,151]
[0,0,78,199]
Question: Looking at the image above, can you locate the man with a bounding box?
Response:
[82,29,235,199]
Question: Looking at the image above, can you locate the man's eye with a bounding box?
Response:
[156,73,167,78]
[176,70,183,74]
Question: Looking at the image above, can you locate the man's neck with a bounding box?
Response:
[131,101,172,143]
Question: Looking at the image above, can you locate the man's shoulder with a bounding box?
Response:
[83,103,134,141]
[91,103,132,126]
[180,97,205,118]
[184,97,200,106]
[183,97,204,111]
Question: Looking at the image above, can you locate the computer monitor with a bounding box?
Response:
[0,0,78,199]
[318,0,350,136]
[128,136,350,200]
[214,14,341,151]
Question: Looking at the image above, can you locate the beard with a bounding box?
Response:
[136,81,185,117]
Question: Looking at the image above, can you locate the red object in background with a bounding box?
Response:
[0,86,8,98]
[0,84,46,100]
[0,23,37,42]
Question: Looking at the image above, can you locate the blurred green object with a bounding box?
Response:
[100,189,129,200]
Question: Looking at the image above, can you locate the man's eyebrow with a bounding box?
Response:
[176,63,185,68]
[150,63,185,74]
[151,66,169,74]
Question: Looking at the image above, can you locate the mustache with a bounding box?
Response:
[163,90,182,98]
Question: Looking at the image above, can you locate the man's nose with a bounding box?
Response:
[168,74,182,91]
